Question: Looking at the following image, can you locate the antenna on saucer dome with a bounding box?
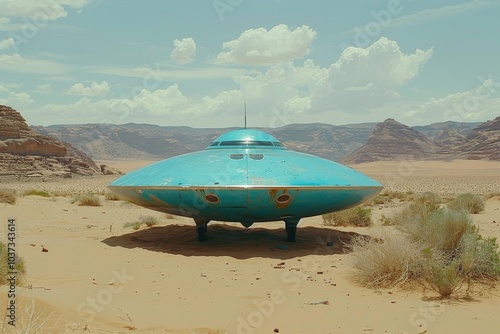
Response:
[244,101,247,128]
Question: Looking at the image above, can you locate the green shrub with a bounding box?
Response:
[77,194,102,207]
[0,241,26,285]
[422,249,462,298]
[123,221,142,230]
[0,188,17,205]
[447,193,485,214]
[23,189,51,197]
[323,206,372,227]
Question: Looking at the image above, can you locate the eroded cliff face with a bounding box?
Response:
[0,105,105,177]
[459,116,500,160]
[0,105,67,157]
[342,118,438,164]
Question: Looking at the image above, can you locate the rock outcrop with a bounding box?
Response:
[0,105,67,157]
[0,105,108,178]
[342,118,438,164]
[458,116,500,160]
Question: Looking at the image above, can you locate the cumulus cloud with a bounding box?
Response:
[26,37,439,126]
[0,38,14,50]
[66,81,109,96]
[330,37,433,88]
[406,77,500,123]
[0,91,33,105]
[0,0,90,21]
[309,37,433,112]
[170,38,196,65]
[31,84,244,125]
[215,24,317,66]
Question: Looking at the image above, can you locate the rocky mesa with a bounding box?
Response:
[0,105,109,178]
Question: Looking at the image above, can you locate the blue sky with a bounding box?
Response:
[1,0,499,128]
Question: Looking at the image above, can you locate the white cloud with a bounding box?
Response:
[0,0,90,21]
[215,24,317,66]
[0,37,14,50]
[36,83,52,93]
[406,77,500,123]
[24,37,438,126]
[389,0,491,28]
[0,82,20,92]
[309,37,433,112]
[330,37,433,88]
[66,81,110,96]
[30,84,244,125]
[0,53,70,75]
[170,38,196,65]
[0,91,33,105]
[91,64,253,80]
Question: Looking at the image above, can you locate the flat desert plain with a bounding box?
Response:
[1,159,500,334]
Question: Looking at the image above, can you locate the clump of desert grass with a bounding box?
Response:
[447,193,485,214]
[365,190,414,206]
[23,189,51,197]
[0,188,17,205]
[123,215,160,230]
[349,192,500,298]
[322,206,372,227]
[104,191,121,201]
[0,241,26,285]
[71,193,102,206]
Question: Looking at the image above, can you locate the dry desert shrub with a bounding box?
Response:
[0,188,17,205]
[350,194,500,298]
[348,231,424,289]
[104,191,121,201]
[447,193,485,214]
[123,215,159,230]
[1,298,56,334]
[140,214,159,227]
[73,193,102,207]
[322,206,372,227]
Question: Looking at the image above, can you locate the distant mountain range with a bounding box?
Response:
[32,118,500,162]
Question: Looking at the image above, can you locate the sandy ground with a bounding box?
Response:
[0,159,499,333]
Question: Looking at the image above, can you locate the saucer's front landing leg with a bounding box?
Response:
[195,218,210,242]
[284,218,300,242]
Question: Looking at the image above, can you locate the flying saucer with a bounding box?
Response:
[108,128,383,241]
